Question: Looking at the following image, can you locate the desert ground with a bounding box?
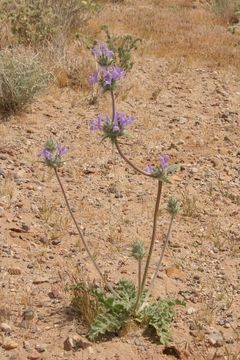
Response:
[0,0,240,359]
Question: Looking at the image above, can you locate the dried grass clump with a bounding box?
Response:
[0,49,52,115]
[0,0,99,47]
[88,0,240,71]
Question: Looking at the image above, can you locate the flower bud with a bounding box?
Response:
[167,197,180,216]
[132,240,145,260]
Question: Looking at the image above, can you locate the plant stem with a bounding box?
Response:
[54,167,114,293]
[140,181,162,299]
[115,138,153,178]
[148,214,174,292]
[109,90,153,178]
[134,259,142,313]
[110,89,115,122]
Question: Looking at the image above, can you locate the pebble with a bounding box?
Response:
[2,340,18,350]
[64,334,91,351]
[22,308,35,321]
[0,207,4,217]
[207,328,225,347]
[0,322,12,334]
[35,343,46,353]
[33,278,49,284]
[187,307,196,315]
[23,340,32,351]
[52,239,61,245]
[27,351,41,360]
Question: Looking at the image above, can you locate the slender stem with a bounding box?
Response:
[54,168,114,293]
[134,259,142,313]
[149,214,174,292]
[115,138,153,178]
[110,90,153,178]
[140,181,162,297]
[110,89,115,122]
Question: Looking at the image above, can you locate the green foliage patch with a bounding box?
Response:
[69,279,184,343]
[99,25,142,72]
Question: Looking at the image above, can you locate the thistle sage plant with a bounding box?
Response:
[86,44,184,342]
[89,41,181,312]
[38,40,184,343]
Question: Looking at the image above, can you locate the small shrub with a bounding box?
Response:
[0,49,52,114]
[0,0,99,46]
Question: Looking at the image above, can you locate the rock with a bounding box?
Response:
[207,328,225,347]
[0,322,11,335]
[23,340,32,352]
[64,335,91,351]
[39,237,49,245]
[33,278,49,284]
[22,308,34,321]
[27,351,41,360]
[48,289,62,299]
[166,266,186,280]
[8,267,21,275]
[0,207,4,217]
[187,307,196,315]
[51,239,61,245]
[115,192,123,199]
[2,340,18,350]
[35,344,46,353]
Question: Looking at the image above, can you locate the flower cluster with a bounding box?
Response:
[90,112,133,141]
[146,155,179,182]
[38,139,67,168]
[89,42,125,91]
[92,42,114,66]
[89,66,125,90]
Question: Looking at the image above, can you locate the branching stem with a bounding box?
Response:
[115,138,153,177]
[149,214,174,292]
[140,181,162,299]
[54,167,114,293]
[110,89,115,122]
[134,259,142,313]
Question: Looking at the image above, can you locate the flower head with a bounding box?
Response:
[90,112,133,141]
[159,155,170,170]
[88,66,125,90]
[145,155,180,182]
[92,42,114,66]
[38,140,67,168]
[88,70,99,86]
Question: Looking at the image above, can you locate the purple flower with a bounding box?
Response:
[111,66,125,80]
[159,155,170,170]
[89,66,125,88]
[145,155,170,176]
[112,124,120,132]
[114,112,133,129]
[92,42,114,60]
[88,70,99,85]
[102,66,125,86]
[145,165,154,174]
[90,112,133,139]
[38,141,67,168]
[90,114,103,131]
[39,149,53,161]
[57,145,68,156]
